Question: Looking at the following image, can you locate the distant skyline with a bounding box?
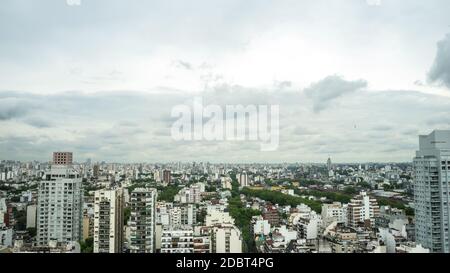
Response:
[0,156,417,165]
[1,0,450,162]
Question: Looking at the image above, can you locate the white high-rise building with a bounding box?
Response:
[0,198,7,227]
[93,189,124,253]
[327,157,332,171]
[347,191,379,229]
[129,188,157,253]
[414,130,450,253]
[37,161,83,246]
[238,172,249,187]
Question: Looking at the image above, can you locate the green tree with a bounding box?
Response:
[27,227,37,237]
[228,196,260,253]
[14,208,27,231]
[405,207,415,216]
[157,185,180,202]
[343,186,357,195]
[124,207,131,225]
[242,188,322,213]
[80,237,93,253]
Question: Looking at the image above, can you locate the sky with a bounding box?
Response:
[1,0,450,163]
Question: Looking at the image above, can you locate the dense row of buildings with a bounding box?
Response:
[1,130,450,253]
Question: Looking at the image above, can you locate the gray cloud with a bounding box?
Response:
[175,60,194,70]
[304,75,367,113]
[428,33,450,89]
[292,126,318,136]
[372,125,393,131]
[2,74,450,163]
[22,117,53,128]
[0,106,27,120]
[0,98,34,120]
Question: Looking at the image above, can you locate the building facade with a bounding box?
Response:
[52,152,73,165]
[347,192,379,229]
[414,130,450,253]
[160,226,194,253]
[210,225,242,253]
[93,189,124,253]
[37,162,83,246]
[129,188,157,253]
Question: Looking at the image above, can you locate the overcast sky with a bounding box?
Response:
[1,0,450,163]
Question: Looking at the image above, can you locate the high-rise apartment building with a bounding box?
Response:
[238,172,249,187]
[93,189,124,253]
[413,130,450,253]
[163,170,171,184]
[129,188,157,253]
[37,153,83,246]
[347,191,379,229]
[93,164,100,178]
[327,157,332,171]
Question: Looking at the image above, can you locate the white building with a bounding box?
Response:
[253,219,271,236]
[161,226,194,253]
[0,227,13,247]
[210,225,242,253]
[414,130,450,253]
[298,215,322,241]
[321,202,347,227]
[174,184,203,204]
[37,164,83,246]
[93,189,124,253]
[238,172,249,187]
[396,243,430,253]
[180,204,196,226]
[129,188,157,253]
[157,203,171,226]
[347,191,379,228]
[276,225,297,243]
[26,204,37,229]
[0,198,7,227]
[205,208,242,253]
[378,228,397,253]
[157,203,196,227]
[205,210,235,226]
[221,177,232,190]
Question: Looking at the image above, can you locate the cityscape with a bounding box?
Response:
[2,0,450,259]
[0,129,449,253]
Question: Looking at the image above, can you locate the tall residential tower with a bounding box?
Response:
[414,130,450,253]
[129,188,157,253]
[93,189,124,253]
[37,153,83,246]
